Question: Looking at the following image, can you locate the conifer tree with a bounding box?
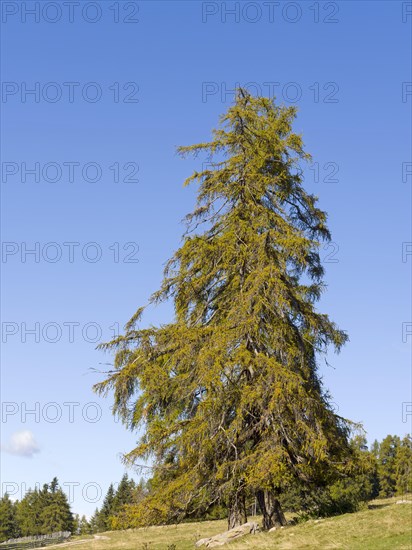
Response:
[89,508,100,534]
[95,483,116,531]
[40,502,67,534]
[95,90,353,530]
[50,477,59,493]
[0,494,19,542]
[394,435,412,496]
[79,515,91,534]
[16,489,43,536]
[40,486,73,533]
[377,435,401,497]
[112,474,136,514]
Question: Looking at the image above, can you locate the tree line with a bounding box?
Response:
[0,474,149,541]
[0,478,73,542]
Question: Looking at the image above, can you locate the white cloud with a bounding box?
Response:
[1,430,40,458]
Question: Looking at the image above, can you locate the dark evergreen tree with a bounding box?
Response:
[377,435,401,497]
[50,477,59,493]
[40,486,73,533]
[15,489,43,536]
[95,483,116,532]
[0,494,19,542]
[276,435,378,517]
[394,435,412,496]
[325,435,379,512]
[95,90,354,530]
[112,474,136,514]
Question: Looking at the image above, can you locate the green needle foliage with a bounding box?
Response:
[95,90,354,530]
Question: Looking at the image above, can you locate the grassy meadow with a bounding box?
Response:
[50,496,412,550]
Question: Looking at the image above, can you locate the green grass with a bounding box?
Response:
[55,497,412,550]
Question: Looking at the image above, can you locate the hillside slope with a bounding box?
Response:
[64,497,412,550]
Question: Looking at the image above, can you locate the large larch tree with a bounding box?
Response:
[95,90,353,530]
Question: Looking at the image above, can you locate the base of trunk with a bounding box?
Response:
[227,493,247,530]
[256,489,287,530]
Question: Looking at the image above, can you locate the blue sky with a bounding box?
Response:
[1,1,411,518]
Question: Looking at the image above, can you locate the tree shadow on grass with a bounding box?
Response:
[368,503,391,510]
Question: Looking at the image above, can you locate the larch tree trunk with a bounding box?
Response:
[256,489,287,530]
